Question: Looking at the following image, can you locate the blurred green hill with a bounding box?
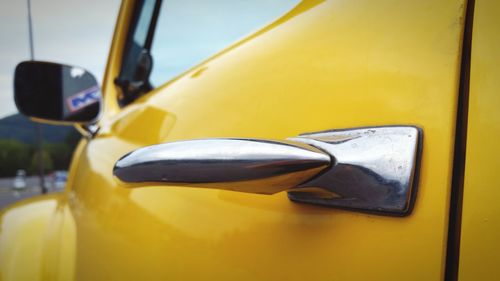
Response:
[0,113,75,144]
[0,114,80,177]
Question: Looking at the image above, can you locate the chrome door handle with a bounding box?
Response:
[114,138,331,194]
[114,126,421,216]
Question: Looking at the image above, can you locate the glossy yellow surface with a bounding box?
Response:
[458,1,500,280]
[0,195,75,281]
[0,0,468,280]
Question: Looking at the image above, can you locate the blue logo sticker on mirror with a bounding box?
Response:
[66,86,100,112]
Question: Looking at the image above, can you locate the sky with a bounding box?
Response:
[148,0,300,86]
[0,0,301,119]
[0,0,120,118]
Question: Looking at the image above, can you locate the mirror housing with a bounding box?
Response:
[14,61,102,124]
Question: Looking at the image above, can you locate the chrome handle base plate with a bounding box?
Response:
[288,126,422,216]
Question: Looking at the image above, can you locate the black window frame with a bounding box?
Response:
[115,0,163,107]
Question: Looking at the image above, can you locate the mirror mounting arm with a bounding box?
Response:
[75,123,100,139]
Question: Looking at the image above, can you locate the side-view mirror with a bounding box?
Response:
[14,61,102,124]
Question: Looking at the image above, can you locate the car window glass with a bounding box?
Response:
[149,0,300,87]
[133,0,156,45]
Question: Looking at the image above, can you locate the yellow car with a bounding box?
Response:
[1,0,499,280]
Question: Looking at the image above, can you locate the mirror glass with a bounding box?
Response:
[14,61,101,123]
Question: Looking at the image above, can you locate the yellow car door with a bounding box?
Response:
[458,1,500,281]
[61,0,469,280]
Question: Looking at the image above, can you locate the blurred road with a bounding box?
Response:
[0,176,60,210]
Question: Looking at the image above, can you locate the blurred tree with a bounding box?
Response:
[0,140,31,177]
[0,126,81,178]
[45,143,72,170]
[64,129,81,148]
[30,150,53,175]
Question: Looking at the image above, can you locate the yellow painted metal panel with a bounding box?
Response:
[0,0,468,280]
[0,196,58,281]
[458,1,500,280]
[70,0,466,280]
